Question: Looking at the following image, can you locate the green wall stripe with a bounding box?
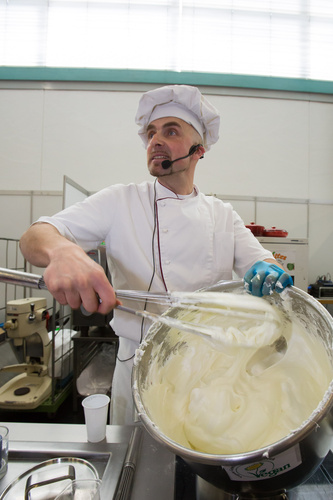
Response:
[0,67,332,95]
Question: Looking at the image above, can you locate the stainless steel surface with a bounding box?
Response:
[0,424,332,499]
[0,457,97,499]
[246,334,288,376]
[25,464,76,498]
[133,281,333,497]
[114,426,143,500]
[0,268,46,290]
[0,423,175,500]
[0,441,122,500]
[196,475,289,499]
[199,478,296,499]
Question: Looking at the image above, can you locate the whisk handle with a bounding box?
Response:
[116,290,173,305]
[0,267,47,289]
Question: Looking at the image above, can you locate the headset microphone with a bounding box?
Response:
[161,144,202,170]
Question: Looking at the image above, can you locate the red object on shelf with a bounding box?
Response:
[245,222,265,236]
[263,226,288,237]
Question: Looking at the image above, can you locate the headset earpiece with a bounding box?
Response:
[188,144,203,156]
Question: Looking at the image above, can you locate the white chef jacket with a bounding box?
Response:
[38,180,273,423]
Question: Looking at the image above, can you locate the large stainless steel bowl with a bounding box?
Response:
[132,282,333,498]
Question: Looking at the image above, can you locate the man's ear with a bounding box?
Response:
[197,144,205,160]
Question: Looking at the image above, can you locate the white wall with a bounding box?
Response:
[0,82,332,286]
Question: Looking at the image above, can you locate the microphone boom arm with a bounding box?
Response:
[161,144,202,169]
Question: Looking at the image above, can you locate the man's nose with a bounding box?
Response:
[149,132,164,147]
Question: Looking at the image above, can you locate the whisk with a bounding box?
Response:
[0,267,281,349]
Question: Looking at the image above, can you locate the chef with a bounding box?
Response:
[20,84,292,424]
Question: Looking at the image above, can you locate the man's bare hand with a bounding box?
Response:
[44,246,118,314]
[20,223,119,314]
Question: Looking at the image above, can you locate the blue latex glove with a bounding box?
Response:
[244,261,293,297]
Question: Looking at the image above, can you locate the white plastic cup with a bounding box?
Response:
[0,426,9,480]
[82,394,110,443]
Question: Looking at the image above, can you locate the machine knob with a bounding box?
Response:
[28,303,36,322]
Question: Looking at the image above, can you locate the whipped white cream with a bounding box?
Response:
[141,295,332,454]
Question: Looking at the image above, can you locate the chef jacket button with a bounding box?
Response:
[163,228,168,233]
[165,260,171,265]
[161,202,166,207]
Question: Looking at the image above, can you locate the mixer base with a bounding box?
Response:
[0,372,52,409]
[195,476,288,499]
[175,453,333,499]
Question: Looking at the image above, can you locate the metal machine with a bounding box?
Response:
[0,297,52,409]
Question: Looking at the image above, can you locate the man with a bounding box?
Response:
[20,85,292,424]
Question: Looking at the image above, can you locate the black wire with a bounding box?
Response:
[117,179,158,363]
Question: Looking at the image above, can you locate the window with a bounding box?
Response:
[0,0,332,81]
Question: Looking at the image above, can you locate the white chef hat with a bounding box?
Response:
[135,85,220,151]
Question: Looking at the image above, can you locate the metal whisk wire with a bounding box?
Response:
[0,267,281,348]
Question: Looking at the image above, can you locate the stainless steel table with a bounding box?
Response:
[2,423,333,499]
[0,422,175,499]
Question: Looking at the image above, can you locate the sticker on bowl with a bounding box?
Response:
[222,445,302,481]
